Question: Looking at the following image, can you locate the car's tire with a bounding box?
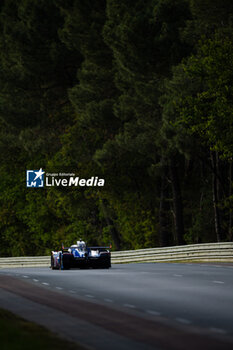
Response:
[51,256,55,270]
[104,258,111,269]
[62,254,71,270]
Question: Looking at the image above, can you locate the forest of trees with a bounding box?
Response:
[0,0,233,256]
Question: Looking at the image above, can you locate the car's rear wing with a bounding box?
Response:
[88,245,112,250]
[59,243,112,251]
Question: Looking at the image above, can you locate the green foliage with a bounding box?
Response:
[172,34,233,158]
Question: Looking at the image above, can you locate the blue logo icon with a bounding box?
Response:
[26,169,45,188]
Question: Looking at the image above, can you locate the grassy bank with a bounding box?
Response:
[0,308,84,350]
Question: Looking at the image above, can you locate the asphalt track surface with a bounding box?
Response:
[0,263,233,350]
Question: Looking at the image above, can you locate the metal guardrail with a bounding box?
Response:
[0,242,232,268]
[112,242,233,263]
[0,256,50,268]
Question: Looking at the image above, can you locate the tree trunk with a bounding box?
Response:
[170,159,185,245]
[159,170,170,246]
[210,151,221,242]
[229,159,232,241]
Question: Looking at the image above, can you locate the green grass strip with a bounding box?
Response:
[0,308,85,350]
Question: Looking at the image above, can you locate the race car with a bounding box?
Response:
[51,240,111,270]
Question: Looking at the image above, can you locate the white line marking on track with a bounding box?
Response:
[212,280,224,284]
[146,310,161,316]
[173,274,183,277]
[85,294,95,298]
[175,318,191,325]
[33,279,39,282]
[42,282,49,286]
[209,327,227,334]
[124,303,136,309]
[56,287,63,290]
[69,290,76,294]
[23,275,29,278]
[104,298,113,303]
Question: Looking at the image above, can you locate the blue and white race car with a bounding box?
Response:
[51,240,111,270]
